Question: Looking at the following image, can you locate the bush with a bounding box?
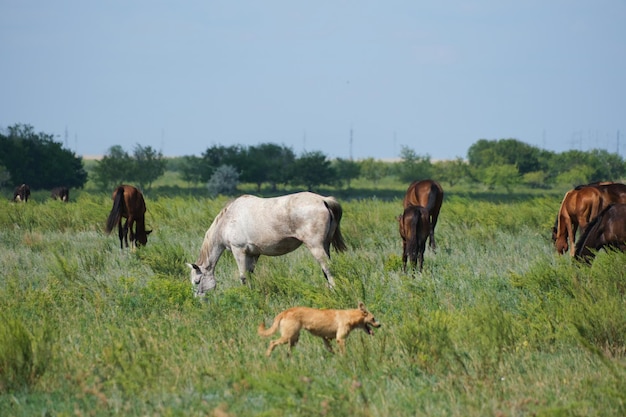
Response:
[0,318,53,392]
[207,164,240,197]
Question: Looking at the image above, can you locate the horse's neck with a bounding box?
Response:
[557,192,573,235]
[198,224,225,267]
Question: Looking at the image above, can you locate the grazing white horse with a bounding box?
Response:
[188,192,347,296]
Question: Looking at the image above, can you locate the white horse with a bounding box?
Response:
[188,192,347,296]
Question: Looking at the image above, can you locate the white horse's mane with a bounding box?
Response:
[197,203,231,264]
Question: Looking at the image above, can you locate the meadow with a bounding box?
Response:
[1,183,625,416]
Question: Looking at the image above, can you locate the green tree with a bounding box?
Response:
[92,145,132,190]
[179,155,204,186]
[359,158,388,187]
[480,164,521,192]
[289,151,336,191]
[200,145,245,183]
[333,158,361,189]
[522,171,549,189]
[555,165,595,187]
[432,158,470,187]
[467,138,546,174]
[0,123,87,189]
[131,144,166,191]
[396,146,432,183]
[549,149,625,185]
[0,165,11,188]
[241,143,295,192]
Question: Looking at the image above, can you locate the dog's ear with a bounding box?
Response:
[358,302,366,313]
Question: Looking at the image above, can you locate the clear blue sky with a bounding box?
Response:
[1,1,624,160]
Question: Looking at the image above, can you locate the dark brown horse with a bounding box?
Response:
[398,205,430,272]
[403,179,444,251]
[105,185,151,249]
[13,183,30,202]
[51,186,69,202]
[595,182,626,205]
[575,203,626,262]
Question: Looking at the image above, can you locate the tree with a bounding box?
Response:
[555,165,595,188]
[359,158,388,187]
[92,144,166,190]
[179,155,204,186]
[0,123,87,189]
[289,151,336,191]
[396,146,433,183]
[522,171,549,189]
[467,138,545,174]
[480,164,521,192]
[0,165,11,188]
[333,158,361,189]
[92,145,132,190]
[132,144,166,191]
[432,158,470,187]
[200,145,245,183]
[240,143,295,192]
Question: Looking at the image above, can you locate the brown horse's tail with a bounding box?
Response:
[324,197,347,252]
[258,312,284,337]
[575,204,609,260]
[426,182,440,213]
[105,187,125,234]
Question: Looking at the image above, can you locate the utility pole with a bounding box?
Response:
[349,125,353,160]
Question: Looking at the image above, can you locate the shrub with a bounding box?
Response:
[0,318,53,392]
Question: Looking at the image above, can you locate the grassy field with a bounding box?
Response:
[1,184,625,416]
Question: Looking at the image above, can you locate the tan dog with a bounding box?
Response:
[258,302,381,356]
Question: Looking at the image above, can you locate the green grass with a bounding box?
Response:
[0,189,625,416]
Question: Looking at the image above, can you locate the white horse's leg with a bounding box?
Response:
[307,246,335,288]
[231,248,250,285]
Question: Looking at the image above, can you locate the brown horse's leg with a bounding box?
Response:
[429,209,440,252]
[117,219,126,249]
[402,241,408,272]
[127,217,136,250]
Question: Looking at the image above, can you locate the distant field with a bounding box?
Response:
[1,189,624,416]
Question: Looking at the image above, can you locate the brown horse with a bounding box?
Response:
[13,183,30,202]
[575,203,626,262]
[51,186,69,202]
[403,179,443,251]
[105,185,151,249]
[553,186,604,255]
[553,182,626,256]
[398,205,430,272]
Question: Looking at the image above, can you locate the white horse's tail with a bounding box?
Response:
[323,197,347,252]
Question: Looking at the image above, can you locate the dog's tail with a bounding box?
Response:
[258,312,283,337]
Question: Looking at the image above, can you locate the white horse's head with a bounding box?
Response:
[186,263,216,296]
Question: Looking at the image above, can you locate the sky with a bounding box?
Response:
[1,1,625,161]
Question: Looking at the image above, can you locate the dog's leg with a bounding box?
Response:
[336,337,347,354]
[266,338,289,356]
[322,338,334,353]
[266,330,300,357]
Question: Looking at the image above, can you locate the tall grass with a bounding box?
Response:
[0,191,624,416]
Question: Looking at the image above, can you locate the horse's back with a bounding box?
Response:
[403,180,443,211]
[599,183,626,204]
[116,184,146,216]
[217,192,339,249]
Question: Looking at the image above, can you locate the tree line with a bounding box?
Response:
[2,123,625,193]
